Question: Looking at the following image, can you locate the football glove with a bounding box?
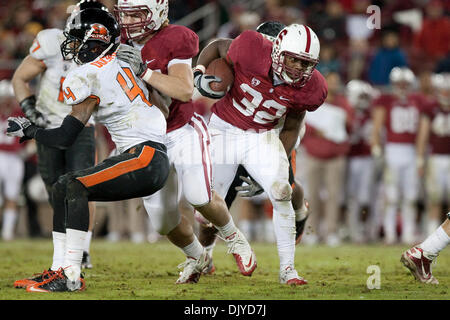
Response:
[6,116,37,142]
[193,69,226,99]
[20,95,49,128]
[235,176,264,197]
[116,44,147,78]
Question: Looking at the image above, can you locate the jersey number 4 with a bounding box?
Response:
[116,67,152,107]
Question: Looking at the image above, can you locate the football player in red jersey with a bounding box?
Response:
[416,73,450,235]
[195,21,310,275]
[371,67,425,245]
[192,24,328,285]
[400,73,450,285]
[0,80,25,241]
[114,0,256,283]
[345,80,379,243]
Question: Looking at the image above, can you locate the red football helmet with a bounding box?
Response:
[114,0,169,41]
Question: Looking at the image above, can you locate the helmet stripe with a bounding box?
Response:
[304,25,311,53]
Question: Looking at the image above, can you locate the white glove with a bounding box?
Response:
[235,176,264,197]
[193,69,226,99]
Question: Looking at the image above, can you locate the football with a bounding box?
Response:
[205,57,234,92]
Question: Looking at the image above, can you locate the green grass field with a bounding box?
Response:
[0,239,449,300]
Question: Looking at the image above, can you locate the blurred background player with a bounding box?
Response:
[416,73,450,236]
[0,80,25,241]
[345,79,379,243]
[11,0,110,276]
[301,71,352,246]
[371,67,424,245]
[114,0,257,283]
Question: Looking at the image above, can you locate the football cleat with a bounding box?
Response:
[176,249,211,284]
[223,230,257,276]
[401,246,439,284]
[279,266,308,285]
[81,251,93,269]
[26,268,86,292]
[14,269,57,289]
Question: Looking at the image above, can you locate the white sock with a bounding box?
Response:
[272,200,296,271]
[63,229,86,281]
[427,219,441,237]
[1,209,17,240]
[216,219,238,240]
[84,230,92,253]
[420,226,450,256]
[51,231,66,271]
[181,237,204,260]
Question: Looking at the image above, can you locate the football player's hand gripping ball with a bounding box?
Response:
[193,69,226,99]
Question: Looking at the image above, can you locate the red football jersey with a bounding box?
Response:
[421,100,450,155]
[139,24,199,133]
[372,93,425,144]
[348,108,372,157]
[0,107,24,152]
[212,30,328,131]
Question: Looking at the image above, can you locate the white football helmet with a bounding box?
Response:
[114,0,169,41]
[389,67,415,84]
[271,24,320,87]
[346,79,378,110]
[389,67,415,98]
[431,73,450,109]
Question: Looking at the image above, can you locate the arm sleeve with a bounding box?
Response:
[30,115,85,149]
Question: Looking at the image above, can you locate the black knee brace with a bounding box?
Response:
[51,175,71,233]
[65,178,90,232]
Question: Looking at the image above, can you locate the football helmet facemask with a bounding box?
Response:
[61,8,120,64]
[271,24,320,87]
[114,0,169,41]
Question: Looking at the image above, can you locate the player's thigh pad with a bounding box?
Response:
[170,116,213,206]
[242,130,292,201]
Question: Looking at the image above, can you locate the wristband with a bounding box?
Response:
[141,68,153,83]
[19,95,37,113]
[194,65,206,74]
